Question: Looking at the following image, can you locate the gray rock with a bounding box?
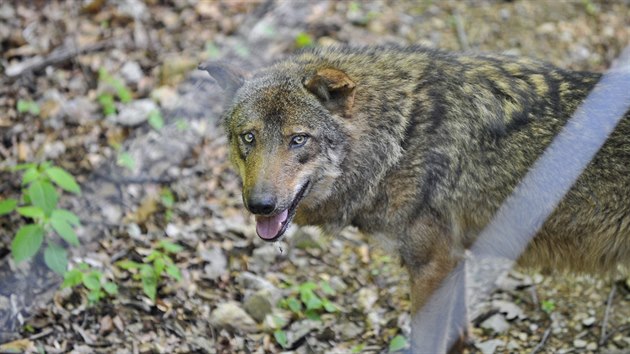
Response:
[336,321,362,340]
[582,316,596,327]
[252,244,280,264]
[151,86,179,110]
[357,288,378,311]
[209,302,258,333]
[120,61,144,85]
[42,141,66,159]
[201,246,227,280]
[62,97,98,124]
[243,290,273,323]
[492,300,525,320]
[475,339,504,354]
[481,314,510,334]
[109,99,157,127]
[573,339,587,348]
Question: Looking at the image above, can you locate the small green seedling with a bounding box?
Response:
[294,32,314,49]
[148,110,164,131]
[160,187,175,221]
[388,334,408,353]
[541,299,556,313]
[2,162,81,274]
[116,240,183,301]
[63,263,118,304]
[279,280,338,321]
[16,99,41,116]
[97,68,133,116]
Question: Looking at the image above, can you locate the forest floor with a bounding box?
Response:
[1,1,629,353]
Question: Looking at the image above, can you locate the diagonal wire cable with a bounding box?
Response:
[411,46,630,353]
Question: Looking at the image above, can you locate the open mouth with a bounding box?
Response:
[254,181,310,242]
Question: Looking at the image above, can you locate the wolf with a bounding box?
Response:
[201,45,630,351]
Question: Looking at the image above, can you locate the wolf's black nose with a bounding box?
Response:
[247,195,277,215]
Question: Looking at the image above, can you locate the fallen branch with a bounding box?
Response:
[530,326,552,354]
[5,39,114,78]
[600,283,617,345]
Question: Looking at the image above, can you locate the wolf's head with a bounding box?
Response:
[201,61,355,241]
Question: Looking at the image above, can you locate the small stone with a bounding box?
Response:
[582,316,596,327]
[252,244,279,264]
[586,342,597,350]
[573,339,587,348]
[201,246,227,280]
[109,99,157,127]
[61,97,98,124]
[506,340,520,351]
[475,339,504,354]
[481,314,510,334]
[112,316,124,332]
[243,291,273,323]
[165,224,180,237]
[357,288,378,311]
[492,300,525,320]
[209,302,258,333]
[337,321,362,340]
[120,61,144,85]
[99,315,114,335]
[42,141,66,159]
[150,86,179,110]
[127,223,142,239]
[102,204,122,224]
[495,273,521,291]
[329,276,347,292]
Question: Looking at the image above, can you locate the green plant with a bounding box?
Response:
[159,187,175,221]
[541,299,556,313]
[294,32,314,49]
[175,118,188,131]
[205,41,221,60]
[274,329,288,349]
[273,280,339,348]
[16,99,40,116]
[116,240,183,301]
[1,162,81,274]
[63,263,118,304]
[97,68,133,115]
[148,109,164,131]
[116,151,135,171]
[279,280,338,321]
[388,334,408,353]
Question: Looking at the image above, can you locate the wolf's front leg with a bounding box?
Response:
[401,222,469,353]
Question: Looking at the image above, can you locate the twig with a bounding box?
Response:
[530,326,552,354]
[601,324,630,345]
[92,171,176,185]
[28,328,53,340]
[453,10,470,51]
[600,283,617,345]
[5,39,114,78]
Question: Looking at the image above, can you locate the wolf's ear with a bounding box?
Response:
[198,61,246,94]
[304,68,356,117]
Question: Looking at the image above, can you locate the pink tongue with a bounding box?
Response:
[255,209,289,240]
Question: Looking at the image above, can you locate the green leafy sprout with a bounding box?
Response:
[1,162,81,274]
[97,68,133,116]
[116,240,183,301]
[274,280,339,348]
[16,99,41,116]
[63,263,118,304]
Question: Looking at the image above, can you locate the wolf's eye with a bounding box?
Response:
[290,134,309,148]
[242,132,255,144]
